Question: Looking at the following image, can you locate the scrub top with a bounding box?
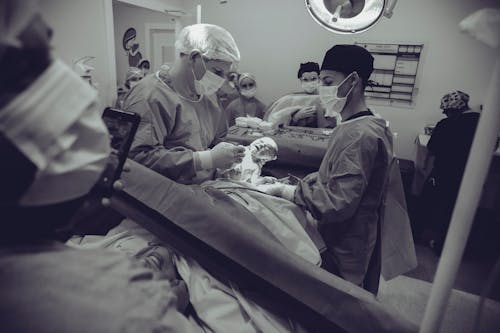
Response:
[225,96,266,127]
[294,114,393,285]
[123,69,228,184]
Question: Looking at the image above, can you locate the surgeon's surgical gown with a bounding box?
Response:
[294,116,393,286]
[123,70,227,184]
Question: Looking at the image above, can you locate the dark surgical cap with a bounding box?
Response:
[440,90,470,112]
[297,62,320,79]
[320,44,374,85]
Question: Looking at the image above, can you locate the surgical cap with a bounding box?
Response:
[440,90,470,112]
[238,73,256,85]
[321,44,374,85]
[138,59,150,69]
[175,24,240,64]
[297,62,320,79]
[126,67,143,81]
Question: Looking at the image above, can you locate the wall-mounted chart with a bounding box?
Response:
[356,42,424,108]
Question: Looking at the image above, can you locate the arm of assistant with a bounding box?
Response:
[293,135,378,223]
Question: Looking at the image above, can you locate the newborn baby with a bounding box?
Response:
[217,137,278,184]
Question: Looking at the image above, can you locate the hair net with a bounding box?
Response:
[297,62,320,79]
[0,0,39,50]
[125,67,143,81]
[440,90,470,112]
[175,24,240,64]
[238,73,256,85]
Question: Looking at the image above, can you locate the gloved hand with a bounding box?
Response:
[254,176,278,185]
[292,106,317,122]
[210,142,246,170]
[257,183,297,201]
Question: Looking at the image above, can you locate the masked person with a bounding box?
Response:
[298,62,320,95]
[116,67,143,109]
[0,3,199,331]
[123,24,245,185]
[216,70,240,112]
[225,73,266,126]
[258,45,394,292]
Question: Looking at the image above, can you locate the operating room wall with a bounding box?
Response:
[40,0,113,109]
[200,0,500,161]
[113,1,197,86]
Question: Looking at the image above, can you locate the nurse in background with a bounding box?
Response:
[416,91,480,254]
[116,67,144,109]
[225,73,266,126]
[297,62,320,95]
[216,70,240,111]
[137,59,150,75]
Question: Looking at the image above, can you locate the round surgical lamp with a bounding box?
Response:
[305,0,398,34]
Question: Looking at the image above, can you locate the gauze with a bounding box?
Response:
[0,59,110,206]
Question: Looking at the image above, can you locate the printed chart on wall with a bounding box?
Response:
[356,42,424,108]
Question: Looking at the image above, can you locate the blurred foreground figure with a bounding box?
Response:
[0,2,199,332]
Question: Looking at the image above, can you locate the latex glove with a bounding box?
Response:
[211,142,246,170]
[257,183,297,201]
[292,105,317,122]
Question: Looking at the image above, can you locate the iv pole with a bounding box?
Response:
[419,9,500,333]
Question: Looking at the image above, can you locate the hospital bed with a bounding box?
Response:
[107,159,417,333]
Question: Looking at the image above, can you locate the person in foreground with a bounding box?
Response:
[0,2,198,331]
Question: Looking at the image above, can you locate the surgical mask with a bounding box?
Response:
[319,73,355,118]
[0,59,110,206]
[193,58,226,96]
[241,87,256,98]
[301,81,319,94]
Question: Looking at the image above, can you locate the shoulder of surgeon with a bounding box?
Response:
[123,72,220,115]
[338,116,392,148]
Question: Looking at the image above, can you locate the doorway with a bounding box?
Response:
[145,23,177,71]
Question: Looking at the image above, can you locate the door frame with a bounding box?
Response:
[144,22,180,70]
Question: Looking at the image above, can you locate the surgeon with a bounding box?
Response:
[258,45,394,292]
[225,72,266,126]
[0,2,198,331]
[123,24,245,184]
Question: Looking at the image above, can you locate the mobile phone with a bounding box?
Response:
[99,107,140,196]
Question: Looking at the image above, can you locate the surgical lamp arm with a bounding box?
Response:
[384,0,398,19]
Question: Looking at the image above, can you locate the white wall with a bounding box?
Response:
[113,0,197,86]
[40,0,115,109]
[200,0,499,161]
